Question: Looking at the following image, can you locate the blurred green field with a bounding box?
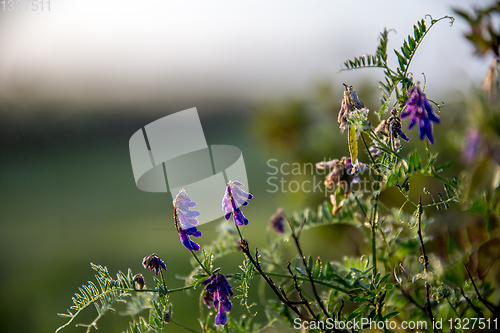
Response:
[0,105,360,332]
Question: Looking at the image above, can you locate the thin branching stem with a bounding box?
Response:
[171,319,201,333]
[239,239,308,320]
[416,197,437,332]
[263,272,350,293]
[286,261,318,320]
[287,217,330,318]
[463,264,498,315]
[460,287,485,319]
[191,251,211,276]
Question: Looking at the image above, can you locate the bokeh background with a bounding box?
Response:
[0,1,497,332]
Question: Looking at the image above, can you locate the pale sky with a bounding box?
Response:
[0,0,494,112]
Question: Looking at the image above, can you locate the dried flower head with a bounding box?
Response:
[133,274,145,290]
[142,254,167,276]
[269,208,286,234]
[222,180,253,226]
[401,85,440,144]
[338,84,368,130]
[202,273,233,326]
[316,157,367,195]
[173,189,202,251]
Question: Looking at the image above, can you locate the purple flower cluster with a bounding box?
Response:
[401,85,440,144]
[142,254,167,276]
[222,181,253,226]
[202,273,233,325]
[173,190,202,251]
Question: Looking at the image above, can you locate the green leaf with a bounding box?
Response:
[383,311,400,320]
[347,304,368,320]
[467,194,488,215]
[313,257,322,278]
[395,50,407,70]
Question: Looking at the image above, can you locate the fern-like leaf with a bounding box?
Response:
[342,28,390,71]
[56,263,136,333]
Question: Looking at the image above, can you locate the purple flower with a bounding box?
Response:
[389,108,410,142]
[133,274,145,290]
[142,254,167,276]
[269,208,286,234]
[202,273,233,325]
[173,190,202,251]
[462,127,481,164]
[369,109,409,158]
[222,181,253,226]
[401,85,440,144]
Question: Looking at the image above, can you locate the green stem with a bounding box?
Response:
[159,269,167,293]
[263,272,350,293]
[368,130,407,162]
[199,291,206,333]
[361,132,377,166]
[191,251,211,276]
[235,224,244,241]
[371,194,379,280]
[171,319,201,333]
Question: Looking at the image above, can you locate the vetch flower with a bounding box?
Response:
[173,190,202,251]
[142,254,167,276]
[389,108,410,143]
[369,109,409,158]
[222,181,253,226]
[269,208,286,234]
[401,85,440,144]
[202,273,233,326]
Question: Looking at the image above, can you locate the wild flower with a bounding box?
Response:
[142,254,167,276]
[222,180,253,226]
[269,208,285,234]
[173,190,202,251]
[389,108,410,143]
[370,109,410,158]
[133,274,145,290]
[202,273,233,325]
[401,85,440,144]
[462,127,481,164]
